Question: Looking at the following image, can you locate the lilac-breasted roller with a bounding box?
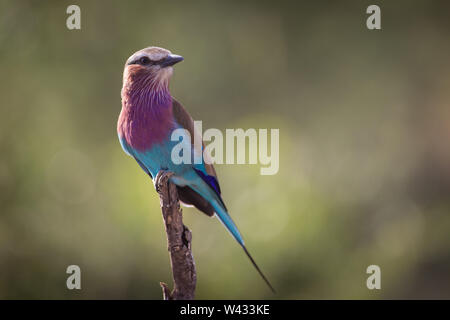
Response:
[117,46,274,293]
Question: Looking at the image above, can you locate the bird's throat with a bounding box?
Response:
[118,73,174,151]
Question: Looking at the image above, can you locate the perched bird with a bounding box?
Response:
[117,46,274,293]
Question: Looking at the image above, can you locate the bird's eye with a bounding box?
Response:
[139,56,151,65]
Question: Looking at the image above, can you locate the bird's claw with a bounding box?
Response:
[154,170,174,194]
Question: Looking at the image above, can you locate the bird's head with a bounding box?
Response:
[123,46,183,92]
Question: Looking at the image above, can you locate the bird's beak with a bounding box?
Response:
[160,54,184,68]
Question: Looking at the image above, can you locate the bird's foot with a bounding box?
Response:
[154,170,174,194]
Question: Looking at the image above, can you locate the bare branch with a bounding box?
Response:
[155,170,196,300]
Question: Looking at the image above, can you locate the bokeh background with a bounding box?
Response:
[1,0,449,299]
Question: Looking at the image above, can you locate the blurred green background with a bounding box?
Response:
[1,0,449,299]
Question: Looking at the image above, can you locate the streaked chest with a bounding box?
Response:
[118,100,175,152]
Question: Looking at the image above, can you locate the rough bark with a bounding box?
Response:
[155,170,196,300]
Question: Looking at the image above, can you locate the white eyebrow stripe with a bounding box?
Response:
[148,51,167,61]
[128,52,168,65]
[129,53,147,63]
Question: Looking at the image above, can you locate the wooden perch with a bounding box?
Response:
[155,170,196,300]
